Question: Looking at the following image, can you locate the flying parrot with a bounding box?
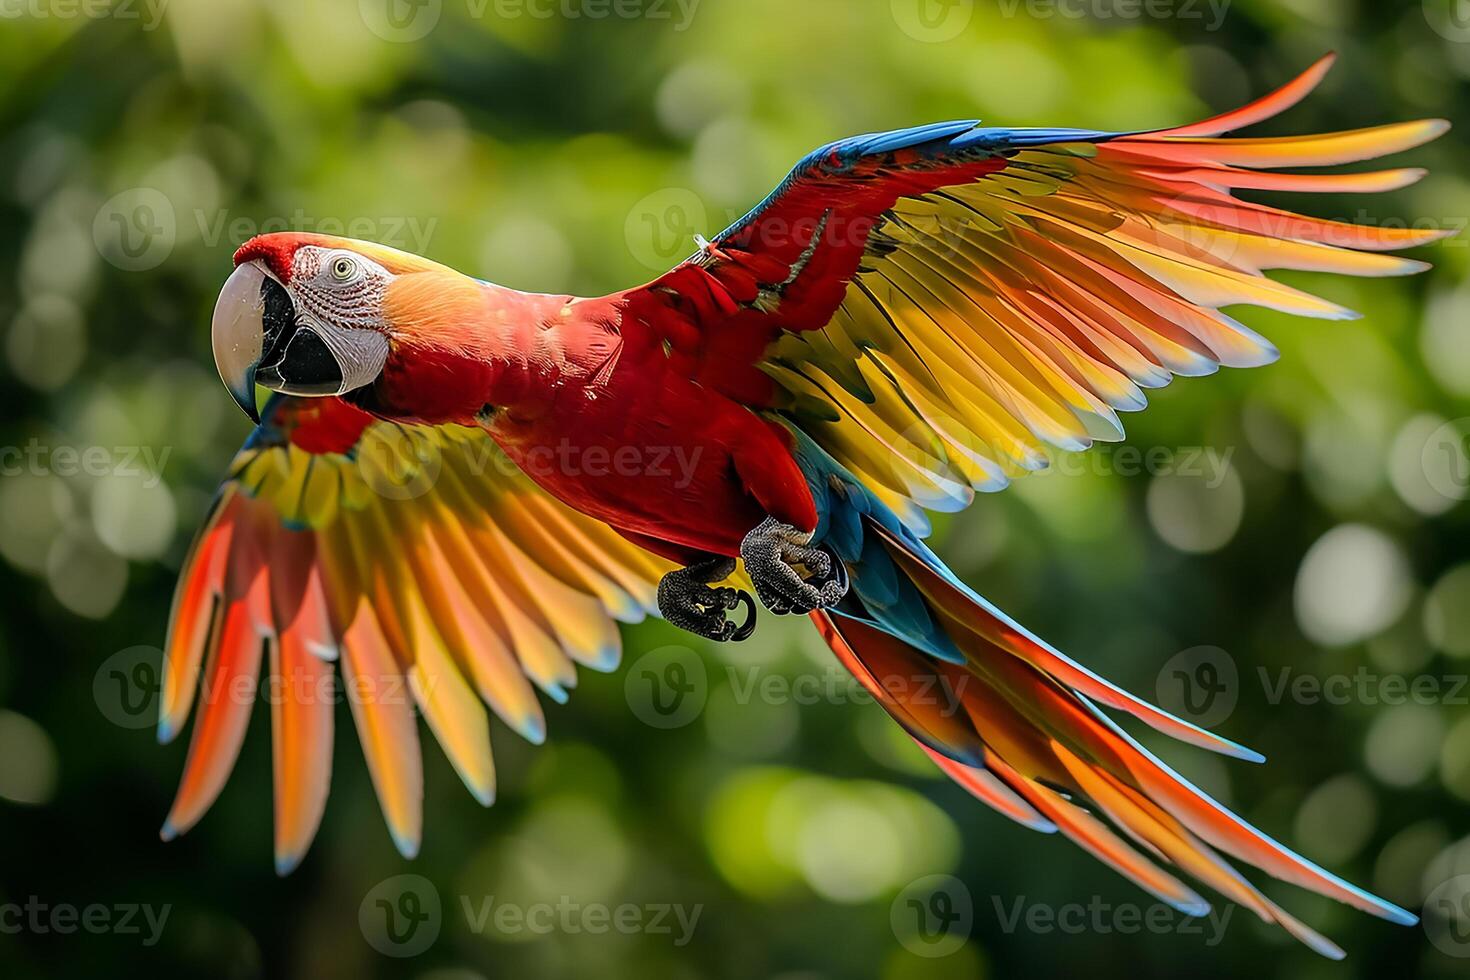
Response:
[164,54,1447,957]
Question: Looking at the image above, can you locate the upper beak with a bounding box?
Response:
[211,259,353,425]
[211,260,283,425]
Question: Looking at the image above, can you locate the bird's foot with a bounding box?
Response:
[740,517,849,615]
[657,556,757,642]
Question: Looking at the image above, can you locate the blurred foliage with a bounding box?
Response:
[0,0,1468,977]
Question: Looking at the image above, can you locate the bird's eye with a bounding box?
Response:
[330,256,356,281]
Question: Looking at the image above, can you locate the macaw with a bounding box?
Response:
[166,54,1447,956]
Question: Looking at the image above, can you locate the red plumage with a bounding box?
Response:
[163,57,1448,953]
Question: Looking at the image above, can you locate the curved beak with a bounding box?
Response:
[211,261,282,424]
[211,260,369,424]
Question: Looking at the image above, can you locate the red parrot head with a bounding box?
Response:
[211,232,472,423]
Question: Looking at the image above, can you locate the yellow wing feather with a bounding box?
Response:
[766,69,1447,519]
[158,408,668,869]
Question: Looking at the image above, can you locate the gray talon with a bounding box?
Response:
[740,516,850,616]
[657,556,756,642]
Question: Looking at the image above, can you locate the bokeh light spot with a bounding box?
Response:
[1294,773,1377,865]
[1145,466,1244,554]
[0,710,58,805]
[1365,703,1445,788]
[1425,564,1470,658]
[6,294,85,391]
[1294,524,1412,647]
[92,476,177,560]
[46,524,127,619]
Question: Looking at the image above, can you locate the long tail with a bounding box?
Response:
[798,447,1412,959]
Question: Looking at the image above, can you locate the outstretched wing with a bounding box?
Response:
[625,53,1449,531]
[158,395,668,871]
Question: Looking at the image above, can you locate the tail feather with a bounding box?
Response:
[814,609,987,764]
[870,520,1264,763]
[1081,697,1415,925]
[1050,740,1345,958]
[985,750,1212,918]
[917,743,1056,834]
[810,511,1413,957]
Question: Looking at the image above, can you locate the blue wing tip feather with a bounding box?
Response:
[717,120,1121,243]
[832,121,1118,160]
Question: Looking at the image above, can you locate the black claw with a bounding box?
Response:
[658,557,757,642]
[797,550,832,579]
[729,590,757,641]
[740,517,851,617]
[805,547,849,596]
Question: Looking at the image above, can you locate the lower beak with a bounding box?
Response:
[228,363,259,425]
[210,260,347,424]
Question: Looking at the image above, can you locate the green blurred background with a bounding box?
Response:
[1,0,1469,976]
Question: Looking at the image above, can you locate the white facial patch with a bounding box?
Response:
[289,246,395,394]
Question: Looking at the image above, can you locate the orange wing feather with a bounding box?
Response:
[158,396,668,871]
